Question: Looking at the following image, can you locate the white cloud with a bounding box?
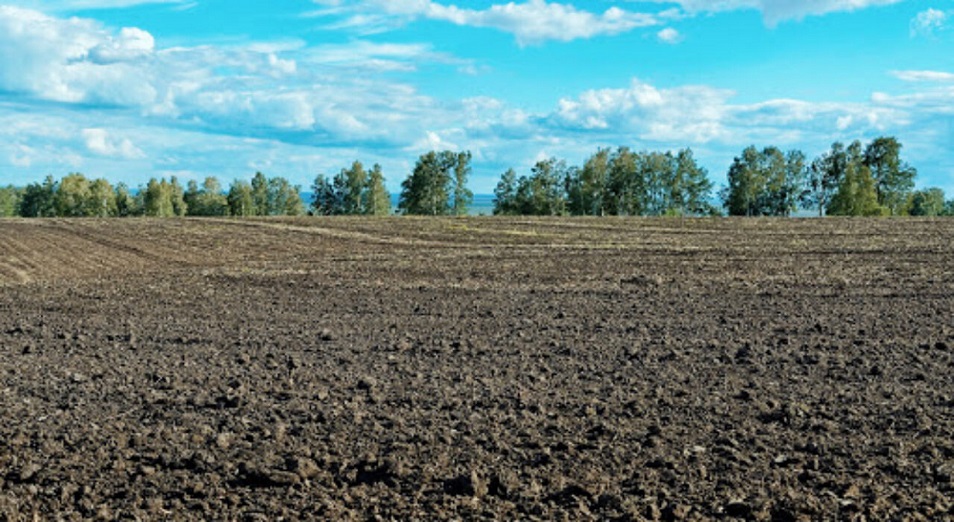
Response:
[657,27,682,43]
[650,0,905,25]
[892,70,954,82]
[550,79,733,142]
[910,8,948,37]
[82,128,145,158]
[312,0,662,44]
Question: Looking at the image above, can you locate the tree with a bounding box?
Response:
[452,151,474,216]
[366,164,391,216]
[864,136,916,215]
[568,148,609,216]
[114,183,139,217]
[169,177,188,217]
[310,174,340,216]
[341,161,368,215]
[908,188,946,216]
[143,178,174,217]
[54,173,92,217]
[723,146,806,216]
[493,168,519,216]
[724,146,765,216]
[228,180,255,217]
[520,158,568,216]
[0,186,21,217]
[187,177,229,216]
[267,176,305,216]
[801,142,846,217]
[399,151,457,216]
[19,176,57,217]
[827,142,885,216]
[676,148,716,216]
[251,172,269,216]
[606,147,642,216]
[87,178,117,217]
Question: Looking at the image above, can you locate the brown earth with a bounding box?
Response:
[0,217,952,521]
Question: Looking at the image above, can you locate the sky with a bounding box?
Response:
[0,0,952,195]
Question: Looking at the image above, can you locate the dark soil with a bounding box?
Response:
[1,217,953,520]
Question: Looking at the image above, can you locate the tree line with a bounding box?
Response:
[492,136,951,217]
[1,138,951,218]
[1,172,308,218]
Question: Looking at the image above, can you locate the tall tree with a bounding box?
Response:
[87,178,117,217]
[0,186,21,217]
[54,173,92,217]
[310,174,340,216]
[568,148,610,216]
[366,164,391,216]
[801,142,846,217]
[827,142,885,216]
[251,172,269,216]
[228,180,255,217]
[864,136,916,215]
[187,177,229,216]
[342,161,368,215]
[606,147,642,216]
[169,177,188,217]
[493,168,519,216]
[724,146,764,216]
[676,148,716,216]
[143,178,174,217]
[399,151,455,216]
[452,151,474,216]
[268,176,305,216]
[114,183,139,217]
[19,176,57,217]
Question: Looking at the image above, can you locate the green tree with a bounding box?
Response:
[801,142,846,217]
[114,182,139,217]
[452,151,474,216]
[399,151,453,216]
[169,177,188,217]
[54,173,92,217]
[908,188,946,216]
[341,161,368,215]
[310,174,340,216]
[606,147,643,216]
[228,180,255,216]
[251,172,269,216]
[268,177,305,216]
[366,164,391,216]
[827,142,885,216]
[676,148,716,216]
[19,176,57,217]
[568,148,610,216]
[187,177,229,216]
[143,178,174,217]
[518,158,568,216]
[0,186,22,217]
[493,168,519,216]
[864,136,916,215]
[87,178,117,217]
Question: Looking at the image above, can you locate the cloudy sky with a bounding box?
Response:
[0,0,952,194]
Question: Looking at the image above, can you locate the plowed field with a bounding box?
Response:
[1,217,953,520]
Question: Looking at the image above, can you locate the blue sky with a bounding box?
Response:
[0,0,952,195]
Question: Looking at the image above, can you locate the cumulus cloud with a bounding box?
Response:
[549,79,734,142]
[82,128,144,158]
